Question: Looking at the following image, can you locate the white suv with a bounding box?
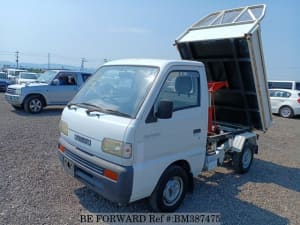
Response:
[269,89,300,118]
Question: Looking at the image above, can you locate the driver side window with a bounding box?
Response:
[157,70,200,112]
[57,73,77,86]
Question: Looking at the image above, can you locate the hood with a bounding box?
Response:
[8,82,48,89]
[7,84,25,89]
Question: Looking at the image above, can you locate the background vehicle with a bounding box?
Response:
[0,72,13,92]
[5,70,92,113]
[16,72,38,84]
[269,89,300,118]
[268,80,300,90]
[6,68,27,82]
[57,5,271,212]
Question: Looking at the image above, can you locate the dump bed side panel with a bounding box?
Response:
[247,28,272,130]
[175,4,272,131]
[177,36,271,131]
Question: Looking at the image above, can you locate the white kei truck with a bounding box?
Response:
[58,5,272,212]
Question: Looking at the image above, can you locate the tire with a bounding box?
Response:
[232,142,254,174]
[24,95,43,114]
[279,106,294,118]
[149,165,188,212]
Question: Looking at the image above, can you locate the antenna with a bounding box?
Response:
[15,51,19,68]
[81,58,87,71]
[48,53,50,69]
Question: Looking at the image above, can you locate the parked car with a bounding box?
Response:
[5,70,92,113]
[268,80,300,91]
[0,72,13,92]
[16,72,38,84]
[269,89,300,118]
[6,68,27,82]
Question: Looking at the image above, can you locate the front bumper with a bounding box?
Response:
[5,93,24,106]
[58,137,133,205]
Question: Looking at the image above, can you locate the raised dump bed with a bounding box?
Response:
[175,4,272,131]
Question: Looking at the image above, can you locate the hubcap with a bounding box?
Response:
[281,107,291,117]
[163,176,183,206]
[242,147,252,169]
[29,99,42,112]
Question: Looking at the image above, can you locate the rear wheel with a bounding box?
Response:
[149,165,188,212]
[279,106,294,118]
[24,95,44,113]
[232,142,254,174]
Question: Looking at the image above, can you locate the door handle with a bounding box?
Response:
[193,128,201,134]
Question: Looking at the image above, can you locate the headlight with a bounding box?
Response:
[59,120,68,136]
[102,138,132,158]
[15,89,21,95]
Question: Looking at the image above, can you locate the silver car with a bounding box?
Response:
[269,89,300,118]
[5,70,92,113]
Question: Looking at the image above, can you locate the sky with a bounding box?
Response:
[0,0,299,80]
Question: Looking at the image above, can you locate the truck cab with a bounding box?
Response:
[58,59,208,210]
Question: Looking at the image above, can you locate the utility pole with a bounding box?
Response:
[48,53,50,70]
[81,58,87,71]
[15,51,19,68]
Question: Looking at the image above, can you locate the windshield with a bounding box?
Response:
[37,70,58,83]
[20,73,37,79]
[71,65,159,118]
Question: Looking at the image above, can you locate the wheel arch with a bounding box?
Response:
[156,160,193,193]
[23,93,47,107]
[279,105,294,115]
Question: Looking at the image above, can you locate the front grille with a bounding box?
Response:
[6,88,16,94]
[64,149,104,175]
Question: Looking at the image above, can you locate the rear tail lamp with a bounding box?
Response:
[297,98,300,104]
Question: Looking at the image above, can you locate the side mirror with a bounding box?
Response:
[156,100,173,119]
[52,79,59,85]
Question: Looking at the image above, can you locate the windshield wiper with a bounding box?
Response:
[67,102,104,112]
[67,103,131,118]
[104,109,132,118]
[67,103,80,109]
[84,103,106,115]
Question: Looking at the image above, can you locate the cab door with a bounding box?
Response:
[132,65,208,199]
[47,72,79,104]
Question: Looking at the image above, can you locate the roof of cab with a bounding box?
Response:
[103,58,204,68]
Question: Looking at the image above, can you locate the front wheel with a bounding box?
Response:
[24,95,44,113]
[232,142,254,174]
[149,165,188,212]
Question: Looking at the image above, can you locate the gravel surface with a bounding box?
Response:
[0,92,299,225]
